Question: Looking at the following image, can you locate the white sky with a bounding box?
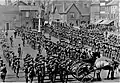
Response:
[0,0,113,5]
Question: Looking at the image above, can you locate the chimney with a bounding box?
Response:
[5,0,11,5]
[63,1,66,13]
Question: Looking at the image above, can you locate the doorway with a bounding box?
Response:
[76,20,79,26]
[6,23,9,30]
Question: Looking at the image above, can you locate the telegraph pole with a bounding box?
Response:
[38,0,41,32]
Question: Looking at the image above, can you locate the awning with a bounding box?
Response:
[94,19,104,24]
[99,20,108,24]
[105,20,114,24]
[99,20,114,25]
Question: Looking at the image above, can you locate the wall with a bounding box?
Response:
[20,10,38,29]
[0,5,19,30]
[90,4,100,23]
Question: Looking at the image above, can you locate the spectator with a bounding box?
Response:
[18,44,22,59]
[14,31,17,38]
[10,36,13,47]
[5,31,8,38]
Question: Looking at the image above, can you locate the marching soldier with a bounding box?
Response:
[111,56,118,80]
[23,65,29,83]
[0,63,7,82]
[16,58,20,78]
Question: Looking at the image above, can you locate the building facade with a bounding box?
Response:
[90,1,100,23]
[50,0,90,26]
[106,0,119,28]
[99,0,111,19]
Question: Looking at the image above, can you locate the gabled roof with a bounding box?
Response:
[52,1,90,15]
[53,3,81,14]
[53,4,63,13]
[12,1,27,6]
[64,3,81,14]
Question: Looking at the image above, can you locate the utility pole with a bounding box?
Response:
[38,0,41,32]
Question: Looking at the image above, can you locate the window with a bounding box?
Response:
[70,12,75,18]
[100,6,105,11]
[100,11,105,14]
[84,4,88,8]
[100,2,105,6]
[26,12,29,17]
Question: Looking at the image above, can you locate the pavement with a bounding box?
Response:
[0,30,119,83]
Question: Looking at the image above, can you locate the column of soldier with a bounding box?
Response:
[9,24,119,83]
[44,22,120,61]
[17,23,119,62]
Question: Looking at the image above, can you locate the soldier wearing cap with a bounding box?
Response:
[111,56,116,80]
[16,58,20,78]
[24,65,29,83]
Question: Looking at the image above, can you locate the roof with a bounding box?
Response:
[99,19,114,24]
[52,1,90,15]
[53,4,64,13]
[99,20,108,24]
[107,0,119,6]
[12,1,27,6]
[19,6,39,11]
[94,19,104,24]
[64,3,81,14]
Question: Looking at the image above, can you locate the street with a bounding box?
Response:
[0,30,119,83]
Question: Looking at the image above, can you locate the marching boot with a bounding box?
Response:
[111,71,114,80]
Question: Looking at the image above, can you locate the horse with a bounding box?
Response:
[95,59,120,80]
[70,51,101,81]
